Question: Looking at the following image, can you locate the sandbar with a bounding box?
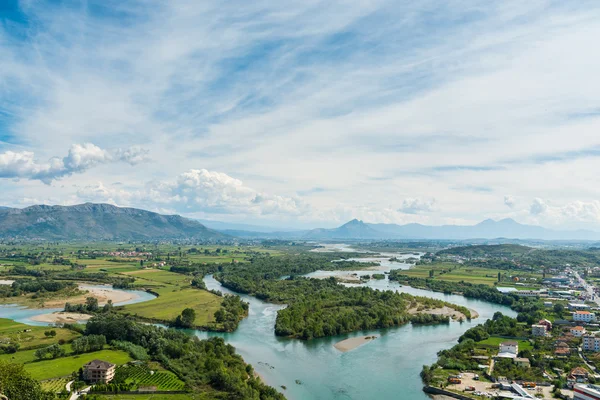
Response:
[334,335,378,352]
[30,312,92,324]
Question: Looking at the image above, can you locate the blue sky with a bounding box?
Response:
[1,0,600,229]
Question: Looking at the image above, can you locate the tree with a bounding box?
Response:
[497,272,501,282]
[553,303,564,317]
[86,297,99,312]
[0,361,54,400]
[429,270,434,278]
[175,308,196,328]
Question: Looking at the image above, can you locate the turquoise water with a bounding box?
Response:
[0,253,516,400]
[198,274,516,400]
[0,284,156,326]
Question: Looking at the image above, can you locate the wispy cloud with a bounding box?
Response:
[1,1,600,228]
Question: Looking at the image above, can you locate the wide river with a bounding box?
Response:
[0,247,516,399]
[196,246,517,400]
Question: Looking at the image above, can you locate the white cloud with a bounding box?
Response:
[504,195,516,208]
[0,144,149,184]
[398,198,437,214]
[528,198,600,227]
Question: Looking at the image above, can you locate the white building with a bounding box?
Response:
[532,324,547,337]
[498,341,519,358]
[571,326,587,337]
[574,311,596,323]
[574,383,600,400]
[570,303,591,311]
[583,335,600,352]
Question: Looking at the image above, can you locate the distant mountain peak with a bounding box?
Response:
[0,203,226,241]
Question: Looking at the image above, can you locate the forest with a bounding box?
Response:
[85,314,285,399]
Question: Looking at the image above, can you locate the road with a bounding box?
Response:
[575,271,600,307]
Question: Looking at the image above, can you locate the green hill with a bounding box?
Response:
[0,203,227,241]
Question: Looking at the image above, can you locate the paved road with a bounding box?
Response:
[575,272,600,307]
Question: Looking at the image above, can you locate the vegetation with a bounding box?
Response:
[0,360,55,399]
[86,314,284,399]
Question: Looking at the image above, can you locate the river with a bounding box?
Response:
[196,246,517,400]
[0,284,156,326]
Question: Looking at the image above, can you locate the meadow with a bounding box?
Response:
[25,349,132,380]
[0,318,80,350]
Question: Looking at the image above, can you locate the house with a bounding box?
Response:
[583,335,600,352]
[532,324,547,337]
[574,311,596,323]
[83,359,116,383]
[514,358,531,368]
[497,341,518,359]
[574,384,600,400]
[571,326,587,337]
[569,303,591,311]
[538,319,553,330]
[555,342,571,357]
[570,367,590,383]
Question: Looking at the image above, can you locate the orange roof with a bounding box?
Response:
[572,326,586,331]
[576,311,591,314]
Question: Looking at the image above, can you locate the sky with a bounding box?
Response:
[1,0,600,230]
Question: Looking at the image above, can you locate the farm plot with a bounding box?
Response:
[118,364,186,391]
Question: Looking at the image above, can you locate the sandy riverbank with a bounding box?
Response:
[41,284,139,308]
[334,335,378,352]
[30,312,92,324]
[409,305,477,321]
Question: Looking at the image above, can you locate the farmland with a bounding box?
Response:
[117,363,186,391]
[24,349,132,380]
[0,317,80,350]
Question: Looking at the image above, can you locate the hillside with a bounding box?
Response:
[0,203,226,241]
[303,219,388,239]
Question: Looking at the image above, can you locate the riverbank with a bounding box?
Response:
[41,284,139,308]
[408,305,478,321]
[334,335,378,352]
[30,311,92,324]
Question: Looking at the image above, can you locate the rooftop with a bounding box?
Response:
[84,359,116,370]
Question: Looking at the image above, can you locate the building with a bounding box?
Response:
[571,367,590,383]
[514,290,542,298]
[583,335,600,352]
[538,319,552,330]
[532,324,547,337]
[574,383,600,400]
[514,357,530,368]
[83,360,116,383]
[497,341,518,359]
[570,303,591,311]
[571,326,587,337]
[574,311,596,323]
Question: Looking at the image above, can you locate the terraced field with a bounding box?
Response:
[118,364,186,391]
[41,377,69,393]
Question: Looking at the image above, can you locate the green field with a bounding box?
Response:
[477,336,532,351]
[119,287,222,325]
[123,269,191,286]
[94,395,213,400]
[24,349,132,380]
[118,363,186,391]
[402,263,543,287]
[40,377,69,393]
[0,318,80,350]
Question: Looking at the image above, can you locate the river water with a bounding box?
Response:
[0,247,516,400]
[196,246,517,400]
[0,284,156,326]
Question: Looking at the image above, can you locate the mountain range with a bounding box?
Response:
[0,203,599,241]
[0,203,225,241]
[301,218,600,241]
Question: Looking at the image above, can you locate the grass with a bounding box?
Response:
[41,377,69,393]
[123,269,191,286]
[93,395,216,400]
[118,287,222,326]
[0,318,80,350]
[477,336,533,351]
[118,363,186,391]
[403,263,543,287]
[25,349,132,380]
